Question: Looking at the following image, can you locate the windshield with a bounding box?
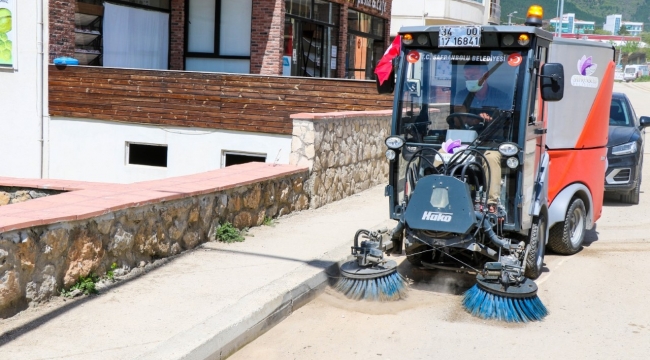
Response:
[625,67,636,74]
[397,49,524,147]
[609,98,633,126]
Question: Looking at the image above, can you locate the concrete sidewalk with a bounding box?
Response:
[0,185,393,360]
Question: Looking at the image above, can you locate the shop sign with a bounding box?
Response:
[0,0,15,68]
[347,0,388,15]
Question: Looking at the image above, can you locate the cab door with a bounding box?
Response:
[521,45,549,232]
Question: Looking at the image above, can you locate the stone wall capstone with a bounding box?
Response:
[290,111,392,209]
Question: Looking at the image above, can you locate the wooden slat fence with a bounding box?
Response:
[48,66,394,135]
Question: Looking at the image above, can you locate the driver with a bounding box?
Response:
[451,61,511,213]
[453,61,511,125]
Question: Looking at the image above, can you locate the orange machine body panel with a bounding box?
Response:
[547,148,607,222]
[545,38,615,224]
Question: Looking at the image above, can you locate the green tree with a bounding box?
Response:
[618,25,629,36]
[619,41,639,55]
[594,29,612,35]
[641,32,650,44]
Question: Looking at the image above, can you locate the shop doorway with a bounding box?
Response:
[285,17,336,78]
[297,22,325,77]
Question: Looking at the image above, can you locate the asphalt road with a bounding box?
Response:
[230,82,650,360]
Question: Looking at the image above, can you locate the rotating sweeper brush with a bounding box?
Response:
[335,228,408,301]
[463,274,547,322]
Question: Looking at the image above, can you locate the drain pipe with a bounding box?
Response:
[37,0,48,179]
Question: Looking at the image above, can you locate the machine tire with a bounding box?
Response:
[547,198,586,255]
[525,215,546,280]
[405,242,434,267]
[391,230,404,255]
[621,172,641,205]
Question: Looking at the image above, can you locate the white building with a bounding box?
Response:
[0,0,393,183]
[549,13,595,34]
[390,0,500,36]
[604,14,644,36]
[0,1,48,178]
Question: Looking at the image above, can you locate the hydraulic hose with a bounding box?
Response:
[475,211,509,249]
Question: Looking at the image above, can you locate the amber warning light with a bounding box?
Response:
[525,5,543,27]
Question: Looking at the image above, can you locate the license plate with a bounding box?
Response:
[439,26,481,47]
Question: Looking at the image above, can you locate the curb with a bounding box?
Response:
[135,242,354,360]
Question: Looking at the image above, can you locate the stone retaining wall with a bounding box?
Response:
[0,171,308,317]
[1,109,404,317]
[290,111,392,209]
[0,187,63,206]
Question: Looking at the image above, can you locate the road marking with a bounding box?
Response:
[536,256,570,286]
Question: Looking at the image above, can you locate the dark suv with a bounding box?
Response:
[605,92,650,204]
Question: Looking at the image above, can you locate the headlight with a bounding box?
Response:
[498,142,519,157]
[502,34,515,46]
[611,141,637,155]
[385,149,396,161]
[385,136,405,149]
[506,157,520,169]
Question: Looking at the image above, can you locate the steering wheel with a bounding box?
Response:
[446,113,486,131]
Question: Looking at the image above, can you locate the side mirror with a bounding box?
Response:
[540,63,564,102]
[640,116,650,128]
[376,67,395,94]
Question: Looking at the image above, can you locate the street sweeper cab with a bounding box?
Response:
[336,5,615,322]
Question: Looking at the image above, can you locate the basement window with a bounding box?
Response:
[127,143,168,167]
[223,152,266,167]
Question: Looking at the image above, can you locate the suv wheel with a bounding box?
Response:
[621,171,641,205]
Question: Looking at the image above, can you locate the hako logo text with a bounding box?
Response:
[422,211,453,222]
[570,55,599,88]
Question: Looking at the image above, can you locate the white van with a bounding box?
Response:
[624,64,649,82]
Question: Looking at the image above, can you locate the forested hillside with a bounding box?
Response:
[500,0,650,26]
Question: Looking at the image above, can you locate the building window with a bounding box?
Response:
[284,0,340,78]
[104,3,170,70]
[223,152,266,167]
[108,0,171,11]
[185,0,252,73]
[346,9,385,80]
[127,143,168,167]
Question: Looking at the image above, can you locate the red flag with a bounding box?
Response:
[374,36,401,85]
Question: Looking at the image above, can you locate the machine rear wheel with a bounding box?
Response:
[405,242,435,267]
[525,215,546,279]
[391,230,404,255]
[547,198,586,255]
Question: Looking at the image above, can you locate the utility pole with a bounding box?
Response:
[422,0,427,26]
[555,0,560,35]
[557,0,565,37]
[508,11,517,26]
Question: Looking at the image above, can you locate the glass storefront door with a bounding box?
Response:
[285,18,337,77]
[346,34,384,80]
[284,0,339,78]
[298,22,325,77]
[345,9,386,80]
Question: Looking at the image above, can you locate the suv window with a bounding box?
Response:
[609,98,632,126]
